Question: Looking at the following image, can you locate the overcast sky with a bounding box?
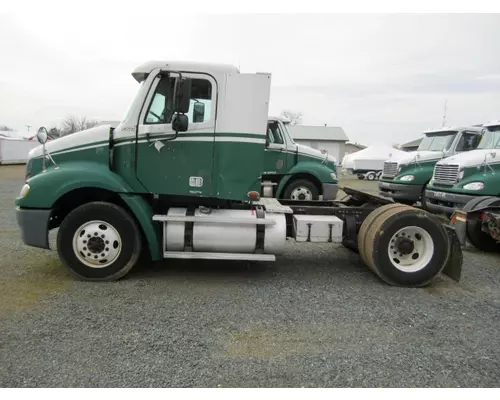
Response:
[1,7,499,145]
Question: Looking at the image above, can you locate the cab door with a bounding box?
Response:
[136,72,217,197]
[263,120,287,175]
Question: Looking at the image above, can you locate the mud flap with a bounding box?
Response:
[442,225,463,282]
[450,210,468,247]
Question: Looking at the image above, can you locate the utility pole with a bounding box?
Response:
[26,124,32,132]
[441,100,447,127]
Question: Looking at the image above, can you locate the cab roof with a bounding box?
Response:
[132,60,240,83]
[268,115,291,123]
[423,125,484,134]
[483,120,500,128]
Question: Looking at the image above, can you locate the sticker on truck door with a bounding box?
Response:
[189,176,203,187]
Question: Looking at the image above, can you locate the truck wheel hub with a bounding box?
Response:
[394,237,414,255]
[72,220,122,268]
[291,187,312,201]
[388,226,434,273]
[87,236,105,254]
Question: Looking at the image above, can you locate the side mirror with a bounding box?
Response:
[192,101,205,123]
[174,78,191,114]
[172,114,188,133]
[37,126,48,144]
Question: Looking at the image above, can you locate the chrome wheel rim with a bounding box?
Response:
[290,187,313,201]
[388,226,434,273]
[72,220,122,268]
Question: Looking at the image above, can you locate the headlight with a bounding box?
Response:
[330,172,337,180]
[19,184,30,198]
[399,175,415,182]
[463,182,484,191]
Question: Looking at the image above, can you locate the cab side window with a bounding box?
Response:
[456,133,479,152]
[145,77,175,124]
[187,79,212,124]
[267,122,284,145]
[145,77,212,125]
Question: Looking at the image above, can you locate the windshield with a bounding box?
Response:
[281,121,296,144]
[417,132,457,151]
[123,81,146,122]
[477,125,500,149]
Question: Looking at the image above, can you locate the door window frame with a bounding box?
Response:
[138,70,217,137]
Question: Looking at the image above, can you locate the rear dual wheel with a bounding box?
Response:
[359,204,450,287]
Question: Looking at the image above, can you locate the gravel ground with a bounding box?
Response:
[1,165,499,388]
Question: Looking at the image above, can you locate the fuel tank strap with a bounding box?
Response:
[255,206,266,253]
[183,207,196,252]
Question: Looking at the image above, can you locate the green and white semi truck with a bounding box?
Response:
[264,116,338,201]
[15,60,464,286]
[424,120,500,251]
[378,126,482,206]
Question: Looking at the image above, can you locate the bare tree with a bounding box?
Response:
[392,143,401,150]
[280,110,303,126]
[0,125,14,131]
[48,127,62,140]
[61,115,99,136]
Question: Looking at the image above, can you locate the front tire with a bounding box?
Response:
[283,179,319,201]
[57,201,142,281]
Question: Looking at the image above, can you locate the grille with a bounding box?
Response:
[383,162,398,177]
[433,164,460,184]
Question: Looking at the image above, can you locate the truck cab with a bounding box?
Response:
[378,126,482,205]
[263,116,338,201]
[425,120,500,215]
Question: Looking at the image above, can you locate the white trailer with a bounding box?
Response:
[0,137,39,165]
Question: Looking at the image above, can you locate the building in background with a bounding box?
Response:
[400,138,422,152]
[291,125,349,164]
[344,142,366,156]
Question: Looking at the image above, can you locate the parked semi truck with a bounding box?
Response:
[424,120,500,251]
[378,126,482,206]
[15,60,463,286]
[264,116,338,201]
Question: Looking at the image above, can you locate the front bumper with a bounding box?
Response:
[378,181,422,202]
[322,183,339,200]
[16,207,52,249]
[424,189,479,215]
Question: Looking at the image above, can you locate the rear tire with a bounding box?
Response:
[361,206,449,287]
[358,204,412,268]
[283,179,319,201]
[366,172,376,181]
[464,196,500,252]
[57,201,142,281]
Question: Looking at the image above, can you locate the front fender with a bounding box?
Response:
[276,161,336,198]
[16,162,136,208]
[16,162,163,261]
[395,163,435,185]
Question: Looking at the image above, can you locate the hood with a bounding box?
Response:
[387,150,442,164]
[296,143,337,164]
[28,125,112,159]
[437,148,499,168]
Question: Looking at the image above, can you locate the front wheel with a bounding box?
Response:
[57,201,142,281]
[283,179,319,201]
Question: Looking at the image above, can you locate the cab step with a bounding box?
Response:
[253,197,293,214]
[163,251,275,261]
[153,214,275,225]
